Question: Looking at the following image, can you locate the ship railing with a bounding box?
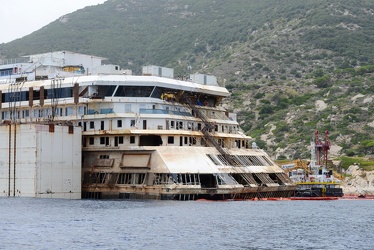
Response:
[182,94,235,164]
[181,94,270,187]
[0,57,29,65]
[138,108,193,116]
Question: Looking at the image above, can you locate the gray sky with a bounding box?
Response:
[0,0,107,43]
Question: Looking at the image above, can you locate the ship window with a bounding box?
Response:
[2,91,27,102]
[139,135,162,146]
[173,174,199,185]
[117,173,146,185]
[47,87,73,99]
[151,86,164,99]
[117,120,122,127]
[77,106,84,115]
[170,121,175,128]
[99,155,110,159]
[89,121,95,129]
[114,136,124,146]
[168,136,174,144]
[200,174,216,188]
[96,173,107,184]
[33,89,41,101]
[153,174,174,185]
[96,85,117,97]
[100,137,109,145]
[130,120,135,126]
[89,137,94,145]
[117,173,132,184]
[192,137,197,145]
[114,86,153,97]
[187,122,192,130]
[135,174,146,184]
[86,173,108,184]
[142,120,147,129]
[0,68,13,76]
[178,121,183,130]
[130,136,135,144]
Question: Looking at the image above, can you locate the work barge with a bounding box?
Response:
[0,51,295,200]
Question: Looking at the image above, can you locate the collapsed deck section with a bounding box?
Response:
[82,146,295,200]
[0,123,81,199]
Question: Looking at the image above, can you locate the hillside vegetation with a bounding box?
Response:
[1,0,373,160]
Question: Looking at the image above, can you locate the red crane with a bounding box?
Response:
[314,130,330,167]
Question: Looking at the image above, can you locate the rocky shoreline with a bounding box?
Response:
[341,164,374,196]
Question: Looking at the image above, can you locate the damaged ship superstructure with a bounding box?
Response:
[0,51,295,200]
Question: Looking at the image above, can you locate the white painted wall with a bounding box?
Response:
[0,124,81,199]
[29,51,103,71]
[142,65,174,78]
[190,74,218,86]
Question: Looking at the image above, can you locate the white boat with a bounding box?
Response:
[0,51,295,200]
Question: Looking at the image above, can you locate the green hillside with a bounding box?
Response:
[1,0,373,158]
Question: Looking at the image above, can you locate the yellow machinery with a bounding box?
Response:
[279,159,312,175]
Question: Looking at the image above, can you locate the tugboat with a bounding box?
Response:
[282,131,344,200]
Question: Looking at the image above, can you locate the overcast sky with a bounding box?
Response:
[0,0,107,43]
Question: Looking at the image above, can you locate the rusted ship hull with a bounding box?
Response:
[81,146,295,200]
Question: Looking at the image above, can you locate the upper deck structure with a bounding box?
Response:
[0,51,295,200]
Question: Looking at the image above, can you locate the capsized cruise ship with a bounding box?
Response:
[0,51,295,200]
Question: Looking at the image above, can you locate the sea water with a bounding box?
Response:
[0,198,373,250]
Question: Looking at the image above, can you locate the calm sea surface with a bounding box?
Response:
[0,198,373,250]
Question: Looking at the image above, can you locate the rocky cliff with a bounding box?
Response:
[341,164,374,196]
